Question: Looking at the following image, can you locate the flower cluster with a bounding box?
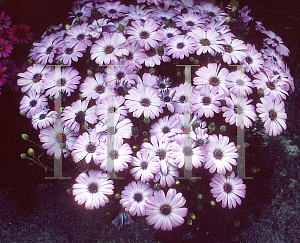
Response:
[0,12,33,94]
[17,0,294,231]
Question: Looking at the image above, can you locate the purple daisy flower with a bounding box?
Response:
[149,115,182,141]
[126,4,153,22]
[43,67,81,98]
[61,99,98,133]
[158,27,181,45]
[241,44,264,75]
[0,38,13,58]
[39,120,77,159]
[141,46,162,67]
[120,181,153,216]
[166,35,196,59]
[130,149,160,182]
[153,161,179,188]
[17,64,51,94]
[169,134,205,170]
[175,12,206,31]
[141,135,173,174]
[90,32,128,65]
[8,23,33,44]
[97,1,129,19]
[72,170,114,210]
[225,70,253,97]
[223,93,257,129]
[261,30,290,56]
[95,135,133,172]
[173,82,194,114]
[86,19,113,39]
[210,171,246,209]
[0,12,12,30]
[95,117,133,140]
[256,96,287,136]
[145,188,188,231]
[135,72,157,87]
[80,72,107,104]
[126,19,163,50]
[31,108,56,130]
[197,2,227,23]
[106,62,137,86]
[0,59,20,80]
[32,33,63,65]
[56,39,86,66]
[194,63,229,96]
[158,88,176,113]
[72,129,101,164]
[187,27,224,56]
[65,23,92,48]
[125,83,162,119]
[204,134,237,175]
[20,90,48,118]
[253,71,288,101]
[68,3,93,24]
[261,47,285,69]
[190,84,223,118]
[120,42,146,69]
[221,34,247,65]
[96,95,128,123]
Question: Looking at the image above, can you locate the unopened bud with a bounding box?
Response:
[20,153,27,159]
[22,134,29,140]
[28,148,35,156]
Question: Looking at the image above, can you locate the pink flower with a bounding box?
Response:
[145,188,188,231]
[72,170,114,210]
[120,181,153,216]
[0,38,13,58]
[8,23,33,44]
[204,134,237,175]
[256,96,287,136]
[210,172,246,209]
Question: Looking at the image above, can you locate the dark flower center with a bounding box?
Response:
[164,96,171,102]
[182,125,190,134]
[208,12,216,17]
[88,183,98,193]
[141,162,148,169]
[214,149,223,159]
[117,72,124,80]
[201,39,210,46]
[224,45,233,53]
[224,183,232,193]
[203,97,211,105]
[46,46,54,54]
[160,205,171,215]
[167,33,173,38]
[266,81,275,90]
[0,45,4,50]
[140,98,150,107]
[177,42,184,49]
[76,12,83,17]
[184,147,193,156]
[16,29,26,38]
[273,70,279,75]
[105,45,114,54]
[180,95,185,103]
[140,31,149,39]
[107,126,116,135]
[33,73,42,83]
[134,193,143,202]
[161,17,167,21]
[234,105,243,114]
[86,143,96,153]
[186,21,194,26]
[30,100,37,107]
[65,47,73,54]
[209,77,219,86]
[162,127,170,134]
[269,110,277,120]
[108,106,116,113]
[60,78,66,86]
[145,47,156,57]
[109,9,117,14]
[57,133,66,143]
[237,79,244,86]
[109,150,118,160]
[115,86,125,95]
[245,56,252,64]
[77,34,85,40]
[126,52,133,60]
[39,114,47,120]
[159,83,166,89]
[75,111,85,124]
[96,85,105,94]
[156,149,166,160]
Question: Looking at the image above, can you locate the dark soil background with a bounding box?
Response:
[0,0,300,242]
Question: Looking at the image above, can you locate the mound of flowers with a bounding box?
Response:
[18,0,294,231]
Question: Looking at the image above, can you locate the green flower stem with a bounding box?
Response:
[27,139,43,150]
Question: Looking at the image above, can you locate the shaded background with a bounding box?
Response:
[0,0,300,242]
